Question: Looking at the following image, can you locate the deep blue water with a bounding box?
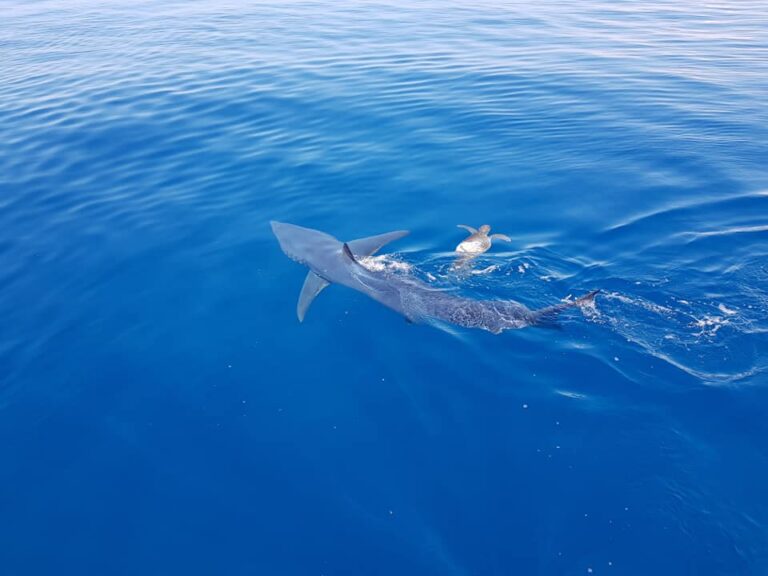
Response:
[2,1,768,574]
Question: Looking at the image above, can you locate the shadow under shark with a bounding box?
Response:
[271,221,598,334]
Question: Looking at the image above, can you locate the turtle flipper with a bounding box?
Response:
[490,233,511,242]
[457,224,478,234]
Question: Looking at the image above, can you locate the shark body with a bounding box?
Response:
[271,221,598,334]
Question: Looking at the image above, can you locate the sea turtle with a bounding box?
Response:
[455,224,511,254]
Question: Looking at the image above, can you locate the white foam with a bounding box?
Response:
[691,315,729,336]
[470,264,499,275]
[359,255,412,273]
[718,303,737,316]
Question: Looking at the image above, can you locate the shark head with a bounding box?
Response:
[270,221,343,269]
[270,221,410,321]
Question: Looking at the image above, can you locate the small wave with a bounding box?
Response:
[678,224,768,241]
[469,264,499,275]
[595,291,765,386]
[603,291,676,315]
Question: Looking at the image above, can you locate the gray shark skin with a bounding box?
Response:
[271,221,598,334]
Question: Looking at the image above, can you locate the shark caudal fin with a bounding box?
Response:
[531,289,600,326]
[294,229,409,322]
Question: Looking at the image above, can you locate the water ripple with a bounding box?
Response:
[2,0,768,573]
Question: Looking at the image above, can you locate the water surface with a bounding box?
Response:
[2,1,767,574]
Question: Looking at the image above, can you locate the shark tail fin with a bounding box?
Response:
[532,289,600,326]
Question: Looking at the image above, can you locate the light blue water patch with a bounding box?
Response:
[1,1,767,574]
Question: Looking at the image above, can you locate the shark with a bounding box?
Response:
[270,221,599,333]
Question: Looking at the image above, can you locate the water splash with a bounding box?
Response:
[360,254,413,274]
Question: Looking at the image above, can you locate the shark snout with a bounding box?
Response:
[270,220,295,240]
[270,220,298,260]
[270,220,342,266]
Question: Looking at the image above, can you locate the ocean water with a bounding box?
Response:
[2,0,767,574]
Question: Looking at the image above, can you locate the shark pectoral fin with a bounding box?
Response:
[297,271,330,322]
[347,230,410,257]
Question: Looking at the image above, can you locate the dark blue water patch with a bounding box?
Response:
[2,0,768,574]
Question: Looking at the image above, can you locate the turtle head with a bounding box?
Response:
[479,224,491,234]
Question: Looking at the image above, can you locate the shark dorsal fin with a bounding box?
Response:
[342,242,359,264]
[347,230,409,257]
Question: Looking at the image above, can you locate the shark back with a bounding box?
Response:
[270,221,409,321]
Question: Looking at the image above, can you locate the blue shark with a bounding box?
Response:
[271,221,598,333]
